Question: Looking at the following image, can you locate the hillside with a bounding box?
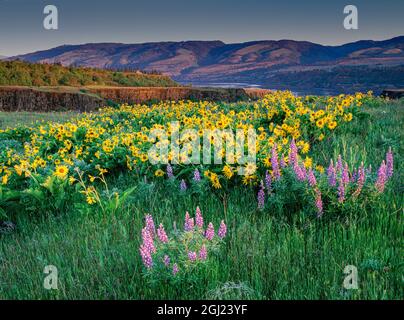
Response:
[10,36,404,93]
[0,60,178,87]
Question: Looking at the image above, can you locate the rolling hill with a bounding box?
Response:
[0,60,178,87]
[10,36,404,93]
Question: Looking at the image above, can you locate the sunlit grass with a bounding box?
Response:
[0,111,79,129]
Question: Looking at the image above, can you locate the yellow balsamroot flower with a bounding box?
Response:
[86,196,96,205]
[343,113,353,122]
[316,110,325,118]
[318,133,325,141]
[210,173,221,189]
[98,167,108,175]
[328,121,337,130]
[14,164,23,176]
[301,142,310,154]
[304,157,313,168]
[316,165,325,174]
[54,165,69,179]
[222,165,234,179]
[2,174,8,185]
[242,174,256,186]
[316,118,325,129]
[155,169,164,177]
[244,162,257,176]
[263,157,271,168]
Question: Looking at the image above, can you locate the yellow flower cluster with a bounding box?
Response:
[0,91,366,190]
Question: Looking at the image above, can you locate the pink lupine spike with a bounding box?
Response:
[205,222,215,240]
[218,220,227,239]
[195,206,204,228]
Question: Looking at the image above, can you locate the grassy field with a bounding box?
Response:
[0,98,402,300]
[0,111,77,129]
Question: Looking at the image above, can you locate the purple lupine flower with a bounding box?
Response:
[205,222,215,240]
[166,163,174,179]
[280,156,286,168]
[142,227,156,254]
[163,255,170,267]
[172,263,179,275]
[307,168,317,187]
[180,179,187,191]
[353,163,365,197]
[188,251,197,262]
[293,163,306,181]
[301,165,307,179]
[271,144,281,180]
[195,206,204,228]
[139,244,153,268]
[218,220,227,239]
[386,147,393,178]
[264,170,272,193]
[375,160,387,193]
[288,139,298,167]
[327,160,336,187]
[157,223,168,243]
[336,155,343,173]
[338,179,345,203]
[199,245,207,261]
[351,168,358,183]
[145,214,156,236]
[257,184,265,210]
[342,163,350,185]
[184,211,194,231]
[315,188,323,217]
[193,169,201,182]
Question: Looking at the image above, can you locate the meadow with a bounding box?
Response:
[0,92,402,299]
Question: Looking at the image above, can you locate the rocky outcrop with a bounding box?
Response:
[87,87,270,104]
[0,87,102,112]
[381,89,404,99]
[0,86,271,112]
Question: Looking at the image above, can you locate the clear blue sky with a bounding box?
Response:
[0,0,403,56]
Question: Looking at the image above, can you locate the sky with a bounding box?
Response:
[0,0,403,56]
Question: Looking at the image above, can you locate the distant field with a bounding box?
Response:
[0,111,78,128]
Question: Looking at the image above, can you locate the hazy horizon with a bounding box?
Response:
[1,0,403,56]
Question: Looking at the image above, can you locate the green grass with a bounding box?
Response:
[0,100,403,299]
[0,111,78,129]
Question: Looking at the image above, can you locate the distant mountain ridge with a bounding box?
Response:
[10,36,404,93]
